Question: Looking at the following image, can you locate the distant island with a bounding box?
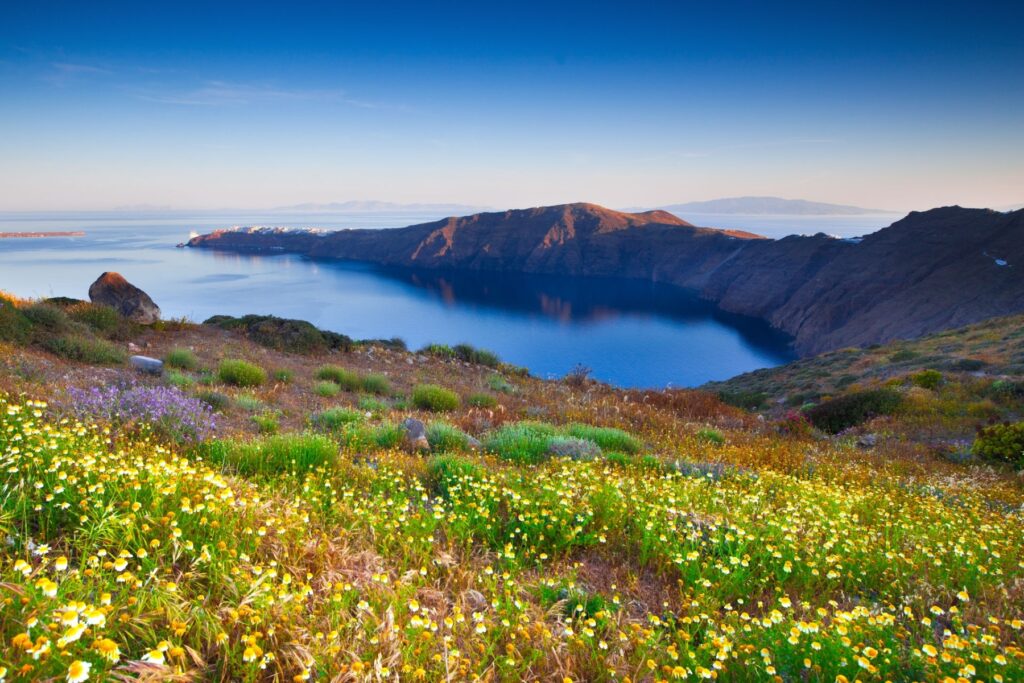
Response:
[651,196,890,215]
[187,202,1024,356]
[0,231,85,239]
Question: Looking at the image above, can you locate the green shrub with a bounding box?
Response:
[0,295,31,344]
[484,421,558,464]
[467,392,498,408]
[315,365,361,391]
[312,407,365,431]
[605,452,632,467]
[426,422,471,451]
[989,379,1024,401]
[196,390,230,412]
[371,423,405,449]
[218,359,266,387]
[362,373,391,395]
[164,348,199,370]
[358,396,389,413]
[273,369,294,383]
[804,388,903,434]
[198,433,336,476]
[425,454,484,497]
[422,343,455,359]
[234,393,264,412]
[890,349,920,363]
[314,381,341,397]
[22,303,72,335]
[204,314,352,353]
[165,369,196,389]
[547,436,601,461]
[566,423,641,453]
[911,369,943,390]
[412,384,460,412]
[972,422,1024,468]
[67,302,125,338]
[717,390,767,410]
[453,343,500,368]
[697,427,726,445]
[252,413,280,434]
[43,336,126,365]
[486,374,515,394]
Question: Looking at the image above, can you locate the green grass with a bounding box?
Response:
[566,423,641,453]
[362,373,391,395]
[164,347,199,371]
[165,369,196,389]
[425,454,484,497]
[217,359,266,387]
[234,393,264,412]
[311,407,365,431]
[357,396,390,413]
[252,413,280,434]
[483,421,559,464]
[195,390,230,412]
[412,384,460,411]
[198,433,336,476]
[43,336,126,365]
[426,422,472,451]
[315,365,362,391]
[486,374,515,394]
[697,427,726,445]
[273,368,294,383]
[314,380,341,397]
[467,392,498,408]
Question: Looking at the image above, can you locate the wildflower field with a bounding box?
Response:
[2,392,1023,682]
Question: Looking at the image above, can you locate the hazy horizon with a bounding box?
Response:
[3,1,1023,212]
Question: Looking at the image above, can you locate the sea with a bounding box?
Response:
[0,210,901,387]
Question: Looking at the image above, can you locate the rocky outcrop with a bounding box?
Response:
[88,272,161,324]
[188,203,1024,356]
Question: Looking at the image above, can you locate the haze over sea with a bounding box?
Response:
[0,210,899,387]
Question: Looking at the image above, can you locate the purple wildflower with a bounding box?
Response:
[66,380,216,444]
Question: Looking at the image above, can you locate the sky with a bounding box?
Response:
[1,1,1022,213]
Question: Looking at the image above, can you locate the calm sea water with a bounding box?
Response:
[0,211,898,387]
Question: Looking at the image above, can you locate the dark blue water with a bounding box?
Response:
[0,212,863,387]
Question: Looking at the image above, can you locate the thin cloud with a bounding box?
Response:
[133,80,389,108]
[44,61,112,85]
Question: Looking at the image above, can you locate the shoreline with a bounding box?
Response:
[0,231,86,239]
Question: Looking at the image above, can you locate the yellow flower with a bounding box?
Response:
[94,638,121,662]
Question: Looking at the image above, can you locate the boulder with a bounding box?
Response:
[400,417,429,451]
[130,355,163,375]
[88,272,160,324]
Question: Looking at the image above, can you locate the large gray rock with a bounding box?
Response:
[400,417,429,451]
[130,355,163,375]
[88,272,160,324]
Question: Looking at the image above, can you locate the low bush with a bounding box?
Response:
[218,359,266,387]
[422,343,455,359]
[67,302,128,338]
[453,343,500,368]
[467,392,497,408]
[315,365,362,391]
[697,427,726,446]
[358,396,390,413]
[196,390,231,412]
[911,369,943,390]
[252,413,280,434]
[44,336,126,365]
[566,423,641,453]
[804,388,903,434]
[0,295,32,344]
[165,348,199,370]
[165,369,196,389]
[426,422,472,451]
[563,363,592,387]
[204,314,352,354]
[312,407,365,431]
[547,436,601,461]
[972,422,1024,468]
[718,390,768,410]
[314,381,341,397]
[234,393,264,412]
[487,374,515,394]
[273,369,294,383]
[484,421,558,464]
[22,303,73,335]
[412,384,460,412]
[362,373,391,395]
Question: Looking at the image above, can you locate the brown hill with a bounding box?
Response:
[188,203,1024,356]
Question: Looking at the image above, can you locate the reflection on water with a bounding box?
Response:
[0,215,798,387]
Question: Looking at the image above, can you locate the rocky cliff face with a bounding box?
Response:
[188,203,1024,356]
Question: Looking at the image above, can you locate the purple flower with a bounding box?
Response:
[65,380,215,444]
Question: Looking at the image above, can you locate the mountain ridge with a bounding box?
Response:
[188,202,1024,356]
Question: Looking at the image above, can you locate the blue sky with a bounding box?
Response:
[1,1,1022,211]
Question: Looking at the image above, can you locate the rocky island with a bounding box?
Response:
[188,202,1024,356]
